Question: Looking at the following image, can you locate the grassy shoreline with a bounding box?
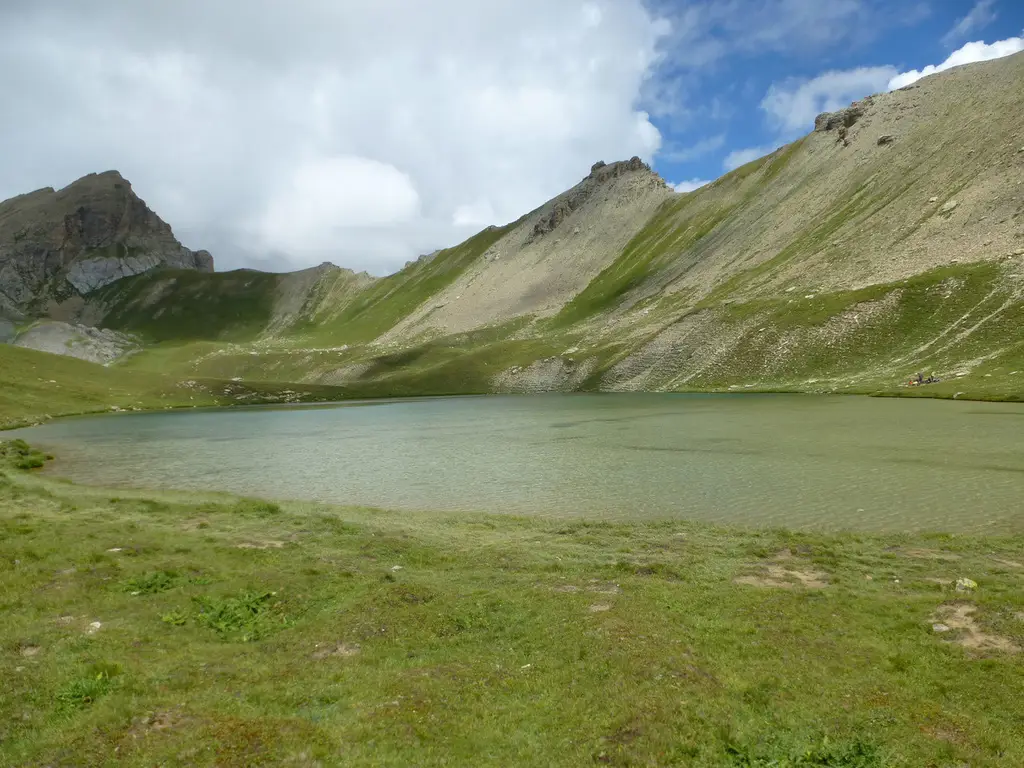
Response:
[4,379,1020,435]
[2,442,1022,766]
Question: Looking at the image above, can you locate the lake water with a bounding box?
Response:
[10,394,1024,533]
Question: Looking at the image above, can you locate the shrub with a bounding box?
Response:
[193,590,284,641]
[0,439,51,470]
[123,570,179,595]
[56,663,121,711]
[232,499,283,517]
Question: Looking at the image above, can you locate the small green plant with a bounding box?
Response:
[56,663,121,711]
[193,590,282,641]
[123,570,179,595]
[232,499,283,517]
[161,609,188,626]
[0,439,50,470]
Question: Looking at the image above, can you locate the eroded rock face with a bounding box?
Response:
[11,320,140,364]
[814,104,866,132]
[528,157,663,242]
[0,171,214,317]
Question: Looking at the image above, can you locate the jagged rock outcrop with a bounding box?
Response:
[814,100,869,132]
[0,170,213,320]
[529,156,661,242]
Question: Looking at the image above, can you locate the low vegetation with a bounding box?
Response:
[0,344,357,431]
[2,446,1022,766]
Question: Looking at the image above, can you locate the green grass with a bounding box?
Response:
[0,344,204,429]
[1,452,1022,765]
[94,269,280,343]
[0,344,361,431]
[688,260,1024,400]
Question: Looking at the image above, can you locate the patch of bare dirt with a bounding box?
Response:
[235,540,287,550]
[931,604,1019,653]
[19,645,40,657]
[587,581,622,595]
[735,564,829,589]
[312,642,361,660]
[991,557,1023,569]
[549,581,621,595]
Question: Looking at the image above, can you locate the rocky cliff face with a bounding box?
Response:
[0,171,213,320]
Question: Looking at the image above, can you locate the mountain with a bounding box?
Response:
[3,52,1024,405]
[0,170,213,322]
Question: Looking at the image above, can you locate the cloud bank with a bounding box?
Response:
[0,1,666,274]
[887,36,1024,90]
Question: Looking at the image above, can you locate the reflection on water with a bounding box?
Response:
[11,393,1024,533]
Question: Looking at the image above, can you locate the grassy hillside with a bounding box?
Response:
[294,222,516,345]
[92,269,280,343]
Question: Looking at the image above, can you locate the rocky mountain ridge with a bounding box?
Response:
[0,170,213,321]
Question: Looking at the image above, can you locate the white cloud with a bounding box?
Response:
[671,178,712,193]
[750,34,1024,143]
[888,36,1024,90]
[942,0,997,48]
[760,66,897,135]
[723,145,780,171]
[0,1,666,275]
[251,157,421,256]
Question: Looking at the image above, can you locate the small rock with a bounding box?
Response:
[865,575,873,581]
[20,646,40,657]
[928,196,938,203]
[107,547,123,553]
[877,135,894,146]
[390,565,403,572]
[939,200,959,214]
[86,621,102,635]
[955,577,978,592]
[932,623,951,633]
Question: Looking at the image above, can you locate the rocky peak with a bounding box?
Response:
[0,171,214,320]
[586,156,650,182]
[528,157,664,242]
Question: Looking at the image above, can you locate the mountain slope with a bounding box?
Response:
[3,52,1024,410]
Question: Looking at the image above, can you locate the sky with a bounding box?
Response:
[0,1,1022,275]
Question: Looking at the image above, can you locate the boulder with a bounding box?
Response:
[814,104,865,133]
[955,577,978,592]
